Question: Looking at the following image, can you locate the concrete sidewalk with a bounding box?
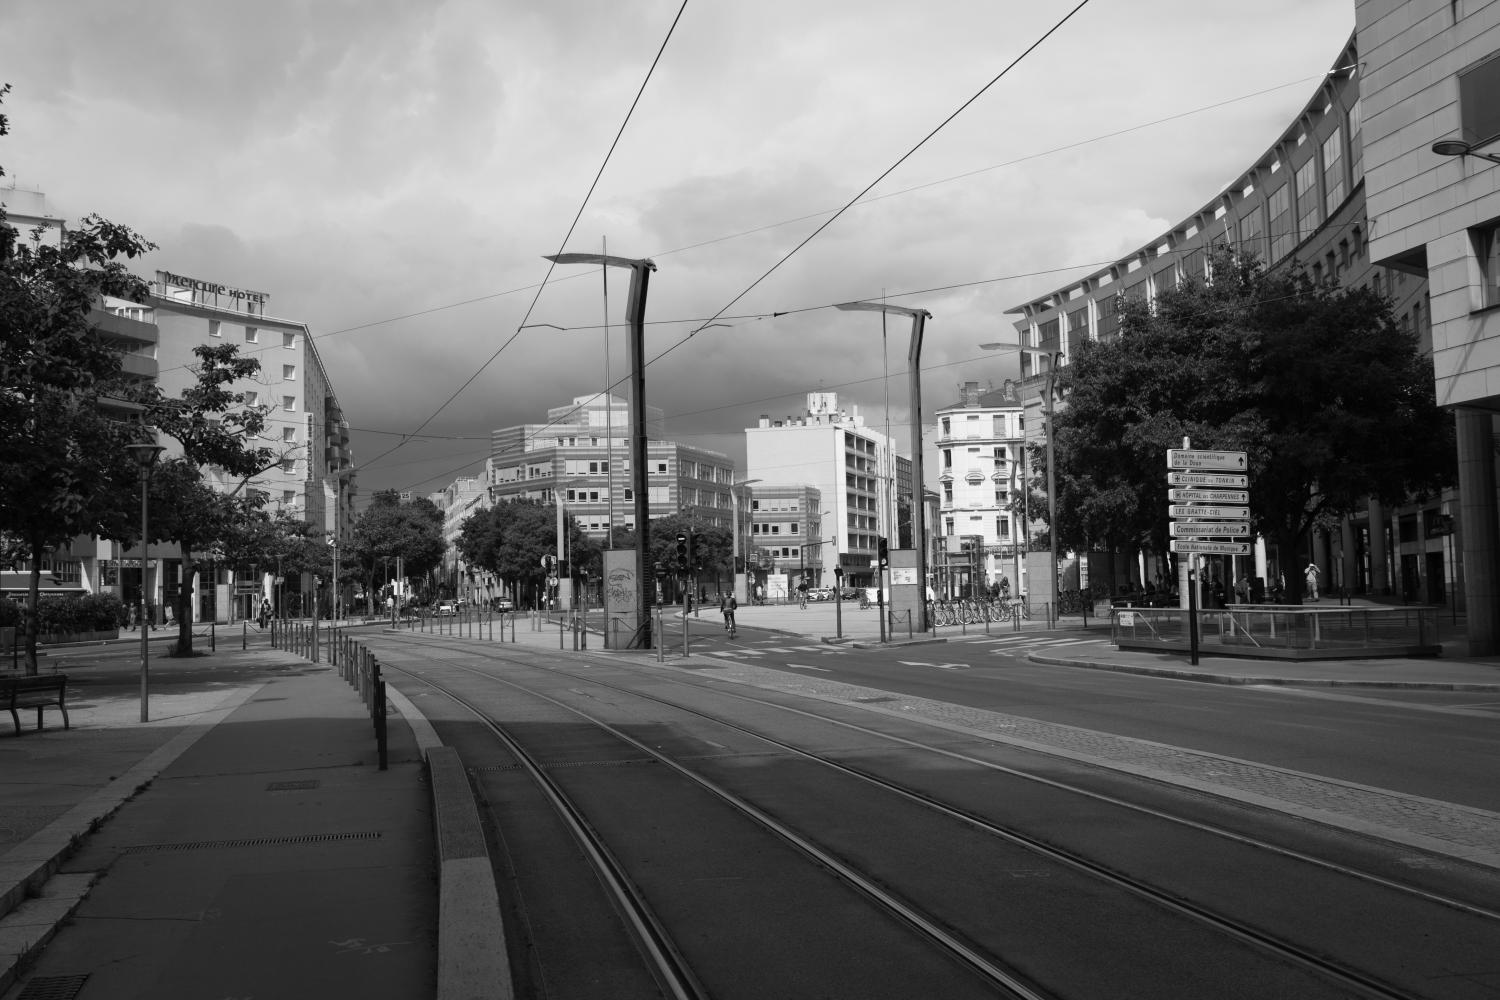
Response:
[680,599,1500,691]
[0,648,440,1000]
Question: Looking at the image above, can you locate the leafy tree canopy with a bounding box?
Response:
[1051,246,1453,600]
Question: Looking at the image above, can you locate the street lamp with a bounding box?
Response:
[730,478,761,603]
[982,342,1062,615]
[126,440,165,723]
[837,300,933,631]
[1431,138,1500,164]
[543,251,658,649]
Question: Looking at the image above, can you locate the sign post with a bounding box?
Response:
[1167,443,1251,666]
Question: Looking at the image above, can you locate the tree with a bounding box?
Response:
[456,498,595,608]
[350,490,445,606]
[0,84,160,671]
[1051,246,1453,601]
[146,342,279,655]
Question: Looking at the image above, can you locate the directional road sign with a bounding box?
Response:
[1167,471,1248,488]
[1168,504,1249,519]
[1169,521,1250,537]
[1169,488,1250,504]
[1167,449,1248,472]
[1170,539,1252,555]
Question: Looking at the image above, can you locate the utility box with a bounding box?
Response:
[887,548,929,633]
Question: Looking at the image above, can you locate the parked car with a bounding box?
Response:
[493,597,515,613]
[437,601,457,616]
[807,587,834,602]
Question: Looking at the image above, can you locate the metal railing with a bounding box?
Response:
[1111,604,1441,658]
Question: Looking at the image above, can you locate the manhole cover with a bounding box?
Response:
[17,975,90,1000]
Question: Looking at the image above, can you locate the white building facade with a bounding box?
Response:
[933,381,1026,597]
[744,393,911,589]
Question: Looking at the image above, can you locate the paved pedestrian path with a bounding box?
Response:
[0,648,441,1000]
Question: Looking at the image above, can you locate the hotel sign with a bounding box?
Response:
[156,269,269,305]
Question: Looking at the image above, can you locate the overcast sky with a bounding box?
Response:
[1,0,1354,507]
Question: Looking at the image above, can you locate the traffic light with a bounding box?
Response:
[877,536,889,568]
[675,534,689,572]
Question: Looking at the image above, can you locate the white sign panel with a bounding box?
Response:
[1168,504,1249,519]
[1170,539,1253,555]
[1169,488,1250,504]
[1117,611,1136,627]
[889,567,918,586]
[1169,521,1250,537]
[1167,449,1247,471]
[1167,471,1248,488]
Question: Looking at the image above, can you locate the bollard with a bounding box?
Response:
[211,622,216,652]
[243,621,247,651]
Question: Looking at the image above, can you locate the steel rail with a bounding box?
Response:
[381,647,1051,1000]
[379,634,1496,1000]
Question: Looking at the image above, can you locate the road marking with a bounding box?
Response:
[786,663,832,672]
[898,660,972,669]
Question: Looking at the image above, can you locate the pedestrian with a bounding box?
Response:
[1304,562,1321,601]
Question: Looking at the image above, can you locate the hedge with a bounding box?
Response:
[1,593,128,633]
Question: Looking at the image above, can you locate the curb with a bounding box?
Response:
[1029,653,1500,691]
[427,747,512,1000]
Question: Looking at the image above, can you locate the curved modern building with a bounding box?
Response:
[1005,7,1500,651]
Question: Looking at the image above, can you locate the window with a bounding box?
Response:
[1268,185,1292,261]
[1473,221,1500,309]
[1459,51,1500,150]
[656,461,668,474]
[1295,158,1319,243]
[282,427,296,442]
[283,364,296,380]
[1239,206,1264,260]
[943,449,952,469]
[789,523,798,533]
[209,319,222,338]
[1322,129,1344,216]
[245,326,259,344]
[941,417,951,437]
[243,390,259,406]
[282,490,296,504]
[281,458,296,473]
[283,331,296,349]
[282,396,296,412]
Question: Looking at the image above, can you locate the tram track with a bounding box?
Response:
[374,632,1499,1000]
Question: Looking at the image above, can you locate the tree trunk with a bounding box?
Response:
[22,541,43,675]
[173,551,197,657]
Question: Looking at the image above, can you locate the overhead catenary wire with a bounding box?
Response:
[353,0,689,475]
[149,67,1339,391]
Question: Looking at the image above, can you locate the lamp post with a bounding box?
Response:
[982,342,1061,613]
[730,478,761,603]
[540,252,658,648]
[837,300,933,631]
[126,441,165,723]
[1431,138,1500,164]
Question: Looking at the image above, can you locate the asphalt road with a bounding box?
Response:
[683,620,1500,813]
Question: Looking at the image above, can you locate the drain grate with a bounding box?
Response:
[125,831,382,853]
[265,779,321,791]
[17,975,89,1000]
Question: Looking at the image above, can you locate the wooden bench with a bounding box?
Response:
[1,674,70,735]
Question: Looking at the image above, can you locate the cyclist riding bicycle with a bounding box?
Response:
[723,594,738,637]
[797,581,810,609]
